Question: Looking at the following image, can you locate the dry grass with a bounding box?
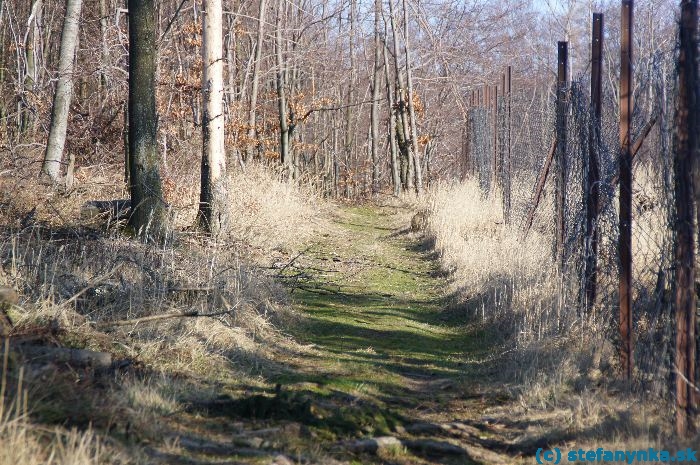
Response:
[224,164,323,252]
[0,149,328,463]
[1,350,102,465]
[421,178,698,447]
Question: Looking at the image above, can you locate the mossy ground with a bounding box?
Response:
[284,205,485,392]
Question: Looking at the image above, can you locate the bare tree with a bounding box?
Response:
[388,0,412,191]
[42,0,83,183]
[127,0,169,242]
[199,0,228,234]
[245,0,267,163]
[370,0,382,195]
[275,0,290,173]
[383,37,401,195]
[402,0,422,193]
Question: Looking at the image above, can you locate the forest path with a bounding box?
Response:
[269,205,526,464]
[170,205,532,465]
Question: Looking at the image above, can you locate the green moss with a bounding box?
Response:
[268,205,488,444]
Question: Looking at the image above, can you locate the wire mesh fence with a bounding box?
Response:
[465,43,682,399]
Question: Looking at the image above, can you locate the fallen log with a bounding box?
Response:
[14,344,112,368]
[341,436,468,457]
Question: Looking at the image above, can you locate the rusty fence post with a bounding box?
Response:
[493,84,499,195]
[674,0,698,438]
[584,13,603,315]
[619,0,634,383]
[555,41,568,269]
[505,66,512,225]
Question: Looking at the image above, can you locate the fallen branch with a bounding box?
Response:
[63,264,124,307]
[95,306,235,329]
[276,245,313,276]
[14,344,112,368]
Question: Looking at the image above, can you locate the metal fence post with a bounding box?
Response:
[619,0,634,383]
[584,13,603,315]
[674,0,698,438]
[555,41,568,269]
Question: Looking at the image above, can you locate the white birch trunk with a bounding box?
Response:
[198,0,228,234]
[42,0,83,182]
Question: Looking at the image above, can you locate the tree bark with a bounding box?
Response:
[198,0,228,234]
[344,0,357,197]
[245,0,267,163]
[382,39,400,196]
[401,0,422,194]
[127,0,169,242]
[370,0,382,196]
[99,0,109,96]
[388,0,412,191]
[275,0,290,173]
[42,0,83,182]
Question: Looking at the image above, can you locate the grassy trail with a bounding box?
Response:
[265,205,516,464]
[286,205,481,393]
[162,204,522,465]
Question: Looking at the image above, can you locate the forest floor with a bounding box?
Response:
[151,204,549,465]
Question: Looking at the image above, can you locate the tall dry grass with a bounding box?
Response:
[423,180,619,413]
[0,347,101,465]
[422,178,700,443]
[0,156,327,462]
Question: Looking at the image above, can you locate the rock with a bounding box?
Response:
[344,436,403,454]
[0,286,18,306]
[81,199,131,221]
[247,437,265,449]
[271,455,295,465]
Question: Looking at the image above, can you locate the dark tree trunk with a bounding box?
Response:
[127,0,169,242]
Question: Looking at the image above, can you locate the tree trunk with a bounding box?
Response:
[99,0,109,97]
[127,0,169,242]
[388,0,412,192]
[0,12,6,140]
[370,0,382,196]
[344,0,357,197]
[275,0,289,173]
[245,0,267,163]
[199,0,228,234]
[382,39,401,196]
[42,0,83,182]
[401,0,422,194]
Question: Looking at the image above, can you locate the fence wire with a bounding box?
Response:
[466,51,680,398]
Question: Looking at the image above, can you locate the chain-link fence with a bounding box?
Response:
[465,46,682,399]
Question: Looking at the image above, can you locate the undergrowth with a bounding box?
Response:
[0,153,326,464]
